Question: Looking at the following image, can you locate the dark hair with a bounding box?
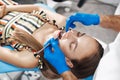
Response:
[40,57,60,79]
[71,40,104,79]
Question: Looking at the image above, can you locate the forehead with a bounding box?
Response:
[70,35,98,60]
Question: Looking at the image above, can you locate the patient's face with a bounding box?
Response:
[59,30,98,61]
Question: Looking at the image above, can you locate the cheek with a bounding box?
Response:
[59,39,71,57]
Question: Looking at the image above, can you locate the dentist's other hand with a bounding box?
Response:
[44,38,70,74]
[66,12,100,32]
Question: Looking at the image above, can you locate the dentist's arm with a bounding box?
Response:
[44,38,77,80]
[66,12,120,32]
[100,15,120,31]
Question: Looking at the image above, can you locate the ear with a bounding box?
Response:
[65,58,74,68]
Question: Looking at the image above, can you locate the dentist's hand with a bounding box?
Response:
[44,38,70,74]
[66,12,100,31]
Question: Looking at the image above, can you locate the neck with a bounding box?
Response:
[32,23,58,46]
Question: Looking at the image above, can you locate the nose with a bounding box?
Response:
[70,30,78,34]
[67,30,77,39]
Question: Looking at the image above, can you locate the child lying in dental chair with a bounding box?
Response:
[0,0,104,79]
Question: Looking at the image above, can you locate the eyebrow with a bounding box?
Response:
[77,32,86,37]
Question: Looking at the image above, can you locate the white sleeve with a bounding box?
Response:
[93,32,120,80]
[115,3,120,15]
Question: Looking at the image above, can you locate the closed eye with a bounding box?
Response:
[70,41,77,51]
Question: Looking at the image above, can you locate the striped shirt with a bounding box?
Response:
[0,0,18,5]
[0,11,46,50]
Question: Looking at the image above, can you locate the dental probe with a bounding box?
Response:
[34,32,61,57]
[34,43,50,57]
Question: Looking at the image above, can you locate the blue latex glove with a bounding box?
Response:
[44,38,70,74]
[66,12,100,32]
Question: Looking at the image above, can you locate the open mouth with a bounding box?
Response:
[58,30,65,39]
